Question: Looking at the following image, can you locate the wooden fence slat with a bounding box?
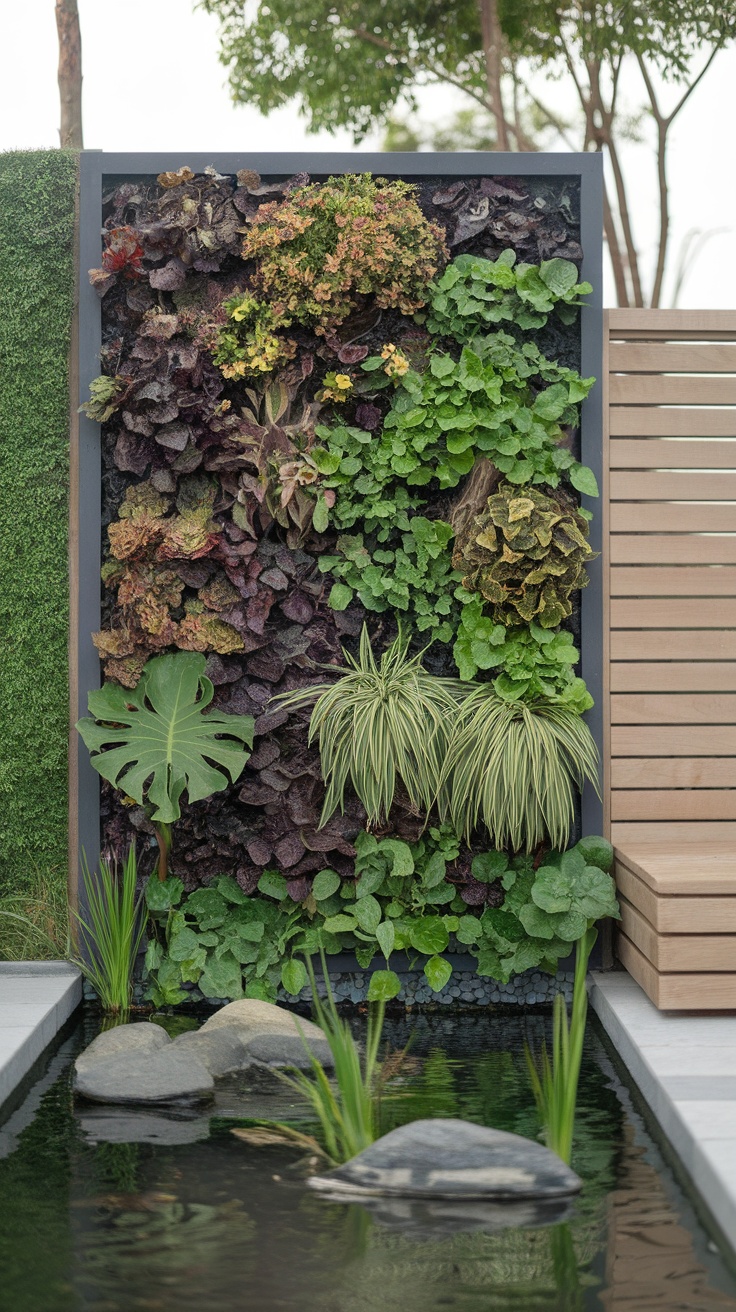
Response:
[608,310,736,332]
[611,757,736,787]
[610,439,736,469]
[611,726,736,756]
[610,408,736,437]
[610,663,736,692]
[609,343,736,373]
[611,790,736,821]
[610,536,736,564]
[611,598,736,628]
[611,503,736,532]
[611,630,736,660]
[610,376,736,405]
[610,566,736,596]
[611,693,736,724]
[611,471,736,501]
[612,821,736,843]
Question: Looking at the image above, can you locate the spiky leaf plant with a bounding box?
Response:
[444,685,600,851]
[71,847,147,1015]
[275,626,462,826]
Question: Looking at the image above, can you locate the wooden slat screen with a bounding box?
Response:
[604,310,736,845]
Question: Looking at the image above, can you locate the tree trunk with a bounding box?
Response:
[478,0,509,149]
[55,0,83,149]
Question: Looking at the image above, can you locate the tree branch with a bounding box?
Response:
[477,0,509,149]
[55,0,83,149]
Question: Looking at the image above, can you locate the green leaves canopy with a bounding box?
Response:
[76,651,254,823]
[202,0,736,141]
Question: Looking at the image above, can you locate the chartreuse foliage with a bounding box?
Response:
[143,833,617,1005]
[453,602,593,710]
[275,627,460,825]
[0,151,76,895]
[445,686,600,851]
[454,481,596,630]
[355,334,596,495]
[211,174,447,377]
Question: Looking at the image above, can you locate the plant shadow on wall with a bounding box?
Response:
[78,165,614,1011]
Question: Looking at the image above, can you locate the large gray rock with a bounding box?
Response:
[200,999,333,1070]
[75,1045,214,1106]
[170,1027,249,1077]
[75,1021,170,1075]
[308,1119,582,1200]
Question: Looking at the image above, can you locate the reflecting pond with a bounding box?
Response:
[0,1011,734,1312]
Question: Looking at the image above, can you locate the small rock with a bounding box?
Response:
[308,1119,582,1200]
[75,1046,214,1106]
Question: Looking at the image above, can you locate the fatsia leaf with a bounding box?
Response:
[77,652,254,823]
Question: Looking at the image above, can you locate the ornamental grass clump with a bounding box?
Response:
[273,951,386,1164]
[525,925,597,1165]
[454,482,596,629]
[71,847,147,1015]
[444,685,600,851]
[274,626,461,826]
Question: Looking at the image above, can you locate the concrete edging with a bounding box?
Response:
[0,963,82,1113]
[590,970,736,1249]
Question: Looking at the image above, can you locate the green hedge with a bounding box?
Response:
[0,151,77,892]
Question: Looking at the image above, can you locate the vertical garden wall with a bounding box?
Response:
[76,152,605,1004]
[0,150,77,894]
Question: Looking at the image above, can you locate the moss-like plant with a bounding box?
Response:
[210,174,448,377]
[444,685,600,851]
[453,482,596,629]
[274,626,462,826]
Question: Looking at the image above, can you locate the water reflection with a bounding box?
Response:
[0,1013,734,1312]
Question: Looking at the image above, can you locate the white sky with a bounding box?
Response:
[2,0,734,309]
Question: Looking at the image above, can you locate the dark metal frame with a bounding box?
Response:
[74,150,604,884]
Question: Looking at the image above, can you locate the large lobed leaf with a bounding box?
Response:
[77,651,254,823]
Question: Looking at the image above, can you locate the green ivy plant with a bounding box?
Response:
[142,832,618,1006]
[424,251,593,338]
[318,519,464,643]
[358,334,597,494]
[453,604,593,711]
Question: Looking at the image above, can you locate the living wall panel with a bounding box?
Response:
[75,151,603,903]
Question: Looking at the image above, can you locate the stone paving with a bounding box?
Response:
[0,962,82,1112]
[590,970,736,1250]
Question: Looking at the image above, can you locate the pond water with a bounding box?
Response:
[1,1010,735,1312]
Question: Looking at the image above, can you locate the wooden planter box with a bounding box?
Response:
[614,845,736,1009]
